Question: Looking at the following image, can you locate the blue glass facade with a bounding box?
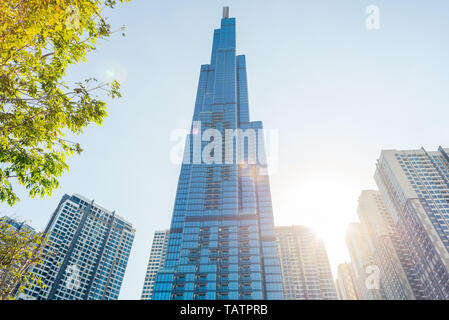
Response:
[152,11,284,300]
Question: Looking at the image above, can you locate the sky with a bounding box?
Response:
[1,0,449,299]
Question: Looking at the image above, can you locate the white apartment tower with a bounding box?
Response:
[141,230,169,300]
[356,190,415,300]
[275,226,337,300]
[375,147,449,299]
[335,262,359,300]
[24,194,135,300]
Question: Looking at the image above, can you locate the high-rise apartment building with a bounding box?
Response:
[335,263,359,300]
[375,147,449,299]
[24,194,135,300]
[356,190,415,300]
[1,216,37,299]
[345,222,383,300]
[1,216,35,233]
[275,226,338,300]
[152,8,284,300]
[141,230,169,300]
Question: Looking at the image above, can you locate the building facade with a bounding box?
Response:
[275,226,338,300]
[335,263,359,300]
[345,222,383,300]
[356,190,415,300]
[152,8,284,300]
[1,216,37,299]
[1,216,35,233]
[375,147,449,299]
[24,194,135,300]
[141,230,169,300]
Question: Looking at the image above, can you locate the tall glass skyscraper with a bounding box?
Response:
[152,8,284,300]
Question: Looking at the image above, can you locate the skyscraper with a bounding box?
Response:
[356,190,415,300]
[375,147,449,299]
[1,216,35,233]
[24,194,135,300]
[141,230,169,300]
[345,222,383,300]
[152,8,284,300]
[1,216,37,300]
[335,263,359,300]
[275,226,338,300]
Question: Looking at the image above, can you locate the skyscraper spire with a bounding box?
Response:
[223,6,230,19]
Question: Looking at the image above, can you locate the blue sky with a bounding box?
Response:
[1,0,448,299]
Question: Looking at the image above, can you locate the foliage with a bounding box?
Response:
[0,0,130,205]
[0,217,48,300]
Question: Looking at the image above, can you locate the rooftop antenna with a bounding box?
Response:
[223,6,230,19]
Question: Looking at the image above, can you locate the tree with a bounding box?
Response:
[0,217,48,300]
[0,0,130,206]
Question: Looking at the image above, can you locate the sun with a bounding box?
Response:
[271,161,365,273]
